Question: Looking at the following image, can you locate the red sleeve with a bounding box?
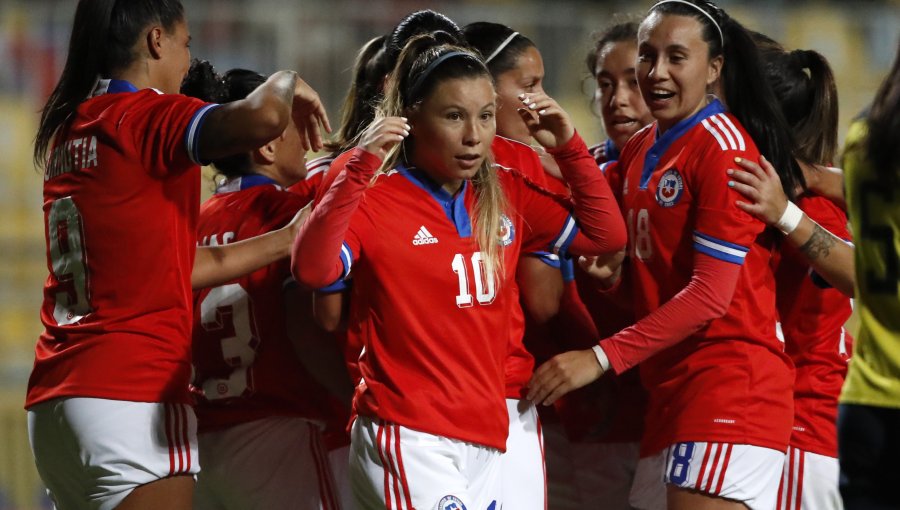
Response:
[547,132,626,256]
[126,92,218,177]
[598,251,741,373]
[291,148,381,288]
[690,121,765,259]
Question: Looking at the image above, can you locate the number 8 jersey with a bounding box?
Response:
[617,99,794,456]
[28,80,217,408]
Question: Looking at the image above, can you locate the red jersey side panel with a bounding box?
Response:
[620,104,793,455]
[776,195,853,457]
[192,180,334,432]
[339,165,576,450]
[28,84,216,407]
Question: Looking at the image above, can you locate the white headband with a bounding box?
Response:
[650,0,724,47]
[484,32,519,64]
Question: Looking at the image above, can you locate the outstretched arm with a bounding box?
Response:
[728,156,854,297]
[527,251,741,405]
[192,204,309,290]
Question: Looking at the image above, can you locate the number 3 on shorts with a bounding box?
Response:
[47,197,92,325]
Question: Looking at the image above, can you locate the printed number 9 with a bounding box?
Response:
[48,197,92,325]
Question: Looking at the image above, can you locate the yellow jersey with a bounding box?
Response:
[840,120,900,408]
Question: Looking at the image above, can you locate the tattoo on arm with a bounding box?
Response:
[799,223,837,260]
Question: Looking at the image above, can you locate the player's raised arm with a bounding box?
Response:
[291,116,409,289]
[197,71,331,161]
[517,91,627,255]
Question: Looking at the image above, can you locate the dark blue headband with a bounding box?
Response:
[407,51,479,101]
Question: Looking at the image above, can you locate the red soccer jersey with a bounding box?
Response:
[28,80,217,408]
[615,100,793,455]
[192,176,336,432]
[315,138,556,401]
[289,154,331,204]
[334,156,583,451]
[775,194,853,457]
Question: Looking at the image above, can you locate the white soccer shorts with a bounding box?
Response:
[630,442,785,510]
[193,416,340,510]
[349,416,502,510]
[776,446,842,510]
[27,397,198,510]
[501,399,546,510]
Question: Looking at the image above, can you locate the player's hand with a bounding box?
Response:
[517,92,575,149]
[527,349,605,406]
[292,77,332,153]
[285,202,312,241]
[578,249,625,289]
[357,116,410,161]
[727,155,788,225]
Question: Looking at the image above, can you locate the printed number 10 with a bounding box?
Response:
[451,252,496,308]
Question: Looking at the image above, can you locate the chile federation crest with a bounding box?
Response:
[656,168,684,207]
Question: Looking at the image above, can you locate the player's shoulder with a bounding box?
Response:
[690,112,755,154]
[305,153,336,177]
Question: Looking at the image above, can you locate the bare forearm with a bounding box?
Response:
[785,215,855,297]
[192,227,292,290]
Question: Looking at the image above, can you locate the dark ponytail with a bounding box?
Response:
[34,0,185,168]
[757,44,839,165]
[385,10,464,68]
[463,22,536,77]
[865,39,900,184]
[649,0,803,199]
[181,60,266,179]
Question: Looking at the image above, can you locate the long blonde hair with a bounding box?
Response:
[377,33,508,284]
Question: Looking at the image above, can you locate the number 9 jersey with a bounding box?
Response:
[28,80,218,408]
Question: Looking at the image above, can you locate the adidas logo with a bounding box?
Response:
[412,226,439,245]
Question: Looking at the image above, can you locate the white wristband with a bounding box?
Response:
[591,345,610,372]
[775,201,803,235]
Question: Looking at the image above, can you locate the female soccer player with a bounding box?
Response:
[837,39,900,509]
[292,34,626,510]
[727,40,853,510]
[528,1,801,508]
[182,62,351,510]
[27,2,329,509]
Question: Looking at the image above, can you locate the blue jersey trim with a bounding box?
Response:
[560,255,576,282]
[339,242,354,280]
[532,251,562,269]
[106,79,139,94]
[640,99,726,189]
[398,165,472,238]
[604,138,620,162]
[185,104,221,166]
[692,230,749,265]
[318,278,352,293]
[550,215,578,258]
[215,174,280,194]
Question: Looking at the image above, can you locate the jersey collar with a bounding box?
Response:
[215,174,282,194]
[398,164,473,238]
[640,98,726,189]
[604,138,621,162]
[91,79,163,97]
